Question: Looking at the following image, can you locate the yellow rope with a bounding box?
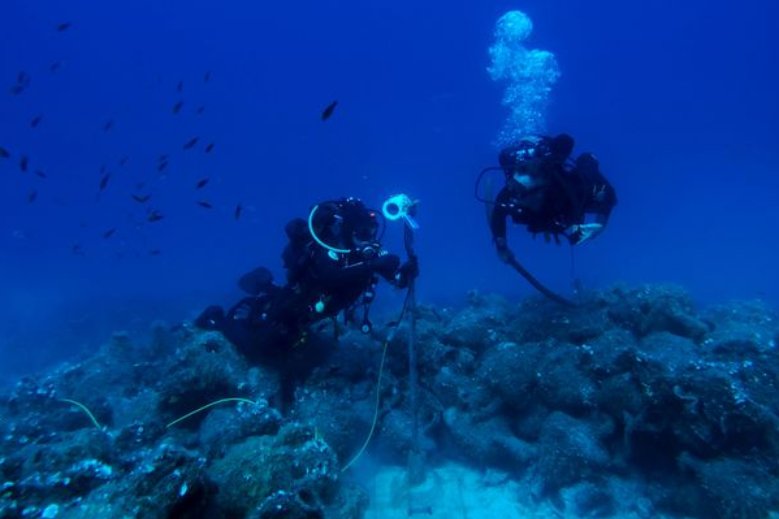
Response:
[341,340,389,472]
[166,397,257,428]
[60,398,102,430]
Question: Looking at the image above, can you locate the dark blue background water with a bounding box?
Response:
[2,0,777,380]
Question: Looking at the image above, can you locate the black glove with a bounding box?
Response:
[372,252,401,278]
[399,255,419,281]
[395,256,418,288]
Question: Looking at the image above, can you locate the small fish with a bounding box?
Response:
[9,70,30,95]
[11,72,30,94]
[147,210,164,222]
[172,100,183,114]
[321,100,338,121]
[157,161,168,172]
[148,249,161,256]
[183,137,198,150]
[19,155,29,172]
[196,106,205,115]
[72,243,85,255]
[158,154,168,162]
[103,119,115,132]
[197,200,213,209]
[27,190,37,203]
[119,156,129,166]
[132,194,151,203]
[204,71,211,83]
[56,22,72,32]
[234,203,242,220]
[204,142,215,153]
[99,173,110,191]
[177,80,184,93]
[102,228,117,239]
[34,170,47,179]
[195,178,209,189]
[49,61,63,73]
[30,115,43,128]
[0,147,9,158]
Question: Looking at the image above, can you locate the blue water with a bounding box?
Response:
[2,0,778,378]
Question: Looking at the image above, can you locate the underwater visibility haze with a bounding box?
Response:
[1,0,779,517]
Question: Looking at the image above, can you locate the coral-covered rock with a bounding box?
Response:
[678,453,779,519]
[3,283,779,519]
[156,330,252,424]
[534,412,611,494]
[605,284,710,341]
[209,423,344,517]
[442,407,537,470]
[702,300,779,356]
[477,341,543,412]
[198,399,282,456]
[440,291,512,352]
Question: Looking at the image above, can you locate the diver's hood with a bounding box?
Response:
[308,198,381,254]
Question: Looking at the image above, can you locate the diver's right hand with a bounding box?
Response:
[565,223,604,245]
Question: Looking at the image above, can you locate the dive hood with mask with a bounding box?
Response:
[307,198,383,259]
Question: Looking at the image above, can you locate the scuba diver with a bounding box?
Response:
[195,197,419,365]
[479,133,617,304]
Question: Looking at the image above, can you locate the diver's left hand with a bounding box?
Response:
[373,252,401,274]
[566,223,604,245]
[400,255,419,281]
[394,256,419,288]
